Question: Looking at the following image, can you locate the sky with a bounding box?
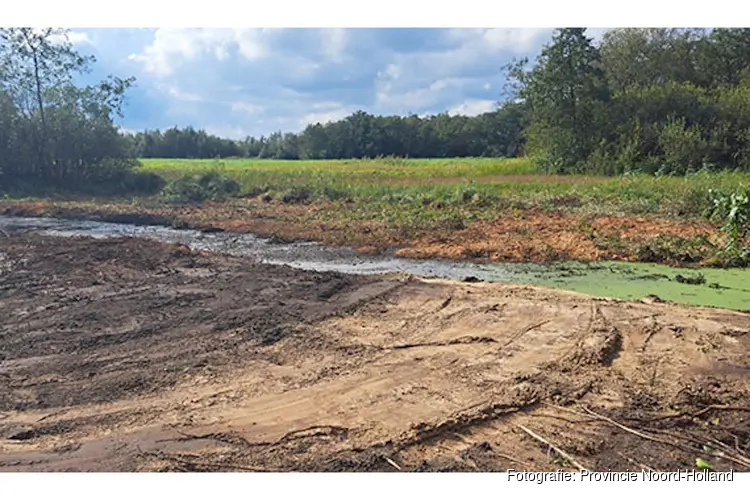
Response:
[66,28,606,139]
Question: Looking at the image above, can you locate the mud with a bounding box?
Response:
[0,200,722,266]
[2,233,750,472]
[3,215,749,311]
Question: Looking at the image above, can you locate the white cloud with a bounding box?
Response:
[375,86,439,111]
[320,28,347,62]
[375,74,484,114]
[448,99,496,116]
[231,101,265,115]
[585,28,610,43]
[373,29,554,92]
[129,28,271,77]
[300,107,352,126]
[481,28,551,52]
[205,124,249,140]
[48,30,92,46]
[384,64,400,80]
[67,31,93,45]
[311,101,344,110]
[429,77,475,91]
[166,86,203,102]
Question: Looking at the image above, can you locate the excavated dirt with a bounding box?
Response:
[1,234,750,472]
[0,200,721,265]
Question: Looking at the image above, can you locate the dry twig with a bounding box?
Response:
[516,424,588,471]
[384,456,402,471]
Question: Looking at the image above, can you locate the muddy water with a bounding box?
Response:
[2,215,749,311]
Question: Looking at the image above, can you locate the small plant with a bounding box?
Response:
[675,273,706,285]
[707,185,750,265]
[695,457,713,471]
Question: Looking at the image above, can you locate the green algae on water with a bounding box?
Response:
[471,261,750,311]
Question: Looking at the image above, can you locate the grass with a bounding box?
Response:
[138,157,750,221]
[139,157,540,181]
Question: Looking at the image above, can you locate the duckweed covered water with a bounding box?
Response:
[1,215,748,311]
[469,261,750,311]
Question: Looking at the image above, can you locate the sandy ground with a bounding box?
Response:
[1,234,749,472]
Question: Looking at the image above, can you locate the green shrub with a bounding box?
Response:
[162,170,240,203]
[658,117,708,175]
[280,186,312,204]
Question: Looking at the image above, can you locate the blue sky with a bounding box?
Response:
[66,28,603,139]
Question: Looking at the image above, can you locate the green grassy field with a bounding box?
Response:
[138,157,750,222]
[138,157,539,180]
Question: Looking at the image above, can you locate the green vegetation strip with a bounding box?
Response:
[139,157,750,219]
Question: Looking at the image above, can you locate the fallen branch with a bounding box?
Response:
[516,424,588,471]
[533,411,600,425]
[616,451,655,472]
[641,324,660,352]
[137,446,279,472]
[491,450,534,469]
[384,456,402,471]
[36,408,71,423]
[165,456,275,472]
[692,405,750,418]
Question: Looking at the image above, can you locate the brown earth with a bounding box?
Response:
[0,200,722,265]
[1,233,749,472]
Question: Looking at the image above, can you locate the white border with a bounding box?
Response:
[2,0,749,27]
[2,471,747,498]
[2,0,750,496]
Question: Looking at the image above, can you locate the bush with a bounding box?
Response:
[161,170,240,203]
[658,117,708,175]
[0,166,166,198]
[280,187,312,204]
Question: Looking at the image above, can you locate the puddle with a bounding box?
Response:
[1,215,749,311]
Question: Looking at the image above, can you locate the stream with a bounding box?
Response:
[1,215,749,311]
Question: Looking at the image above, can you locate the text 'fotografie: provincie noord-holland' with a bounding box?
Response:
[506,469,735,483]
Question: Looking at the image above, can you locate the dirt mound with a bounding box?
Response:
[1,234,749,472]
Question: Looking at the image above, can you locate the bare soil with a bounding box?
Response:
[0,200,721,265]
[1,233,749,472]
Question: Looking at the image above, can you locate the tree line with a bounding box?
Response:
[129,103,526,160]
